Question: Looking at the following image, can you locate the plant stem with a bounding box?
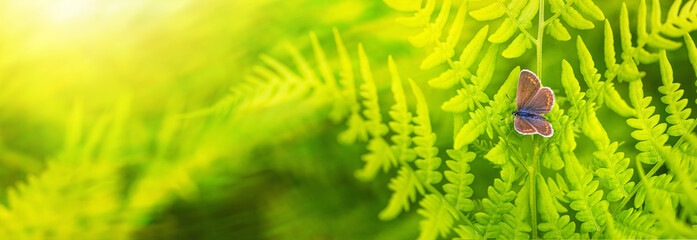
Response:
[530,1,544,239]
[537,0,545,77]
[530,137,539,239]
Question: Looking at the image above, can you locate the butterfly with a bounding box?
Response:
[511,69,555,137]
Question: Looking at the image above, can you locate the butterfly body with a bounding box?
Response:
[512,70,555,137]
[512,110,547,122]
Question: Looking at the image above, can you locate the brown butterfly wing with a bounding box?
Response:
[516,69,542,109]
[520,87,555,114]
[514,116,537,135]
[527,117,554,137]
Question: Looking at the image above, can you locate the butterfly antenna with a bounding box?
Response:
[506,94,514,105]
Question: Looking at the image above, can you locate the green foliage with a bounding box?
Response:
[341,0,697,239]
[8,0,697,239]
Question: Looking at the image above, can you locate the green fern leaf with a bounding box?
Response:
[428,25,489,89]
[547,174,570,213]
[484,141,508,165]
[454,108,488,149]
[564,154,609,233]
[499,182,532,240]
[472,163,518,238]
[380,166,423,220]
[626,80,670,165]
[417,194,455,240]
[644,0,682,50]
[686,34,697,105]
[603,20,620,79]
[443,149,475,212]
[576,36,604,101]
[441,83,489,113]
[286,43,320,87]
[542,144,564,170]
[469,0,526,22]
[537,175,579,239]
[619,3,633,54]
[490,66,521,117]
[613,208,660,239]
[355,44,393,180]
[335,29,368,145]
[388,56,417,164]
[460,25,490,71]
[593,141,634,202]
[410,79,443,185]
[574,0,605,21]
[421,1,467,69]
[358,44,388,137]
[546,19,571,41]
[549,0,594,30]
[657,51,695,137]
[473,44,500,89]
[397,0,435,27]
[379,56,421,220]
[634,174,681,210]
[488,0,537,43]
[309,32,345,122]
[560,59,587,118]
[409,0,451,48]
[502,33,533,58]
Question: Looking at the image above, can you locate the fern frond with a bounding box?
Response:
[421,1,466,69]
[546,19,571,41]
[548,0,595,30]
[428,25,489,89]
[657,50,695,137]
[626,80,670,165]
[547,174,570,213]
[388,56,417,165]
[442,149,475,213]
[560,59,588,119]
[502,33,534,58]
[542,144,564,170]
[441,41,499,114]
[286,43,321,87]
[380,56,420,220]
[499,182,532,240]
[471,163,518,238]
[576,36,604,100]
[537,175,580,239]
[310,32,345,122]
[454,107,488,150]
[469,0,526,22]
[441,81,490,114]
[634,174,681,210]
[593,141,635,202]
[639,0,695,51]
[489,0,537,42]
[409,79,443,185]
[484,141,508,165]
[380,166,423,220]
[490,66,521,118]
[355,44,393,181]
[335,29,369,145]
[417,194,455,240]
[564,153,609,234]
[409,0,452,48]
[613,208,660,239]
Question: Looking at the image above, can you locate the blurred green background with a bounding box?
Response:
[0,0,695,239]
